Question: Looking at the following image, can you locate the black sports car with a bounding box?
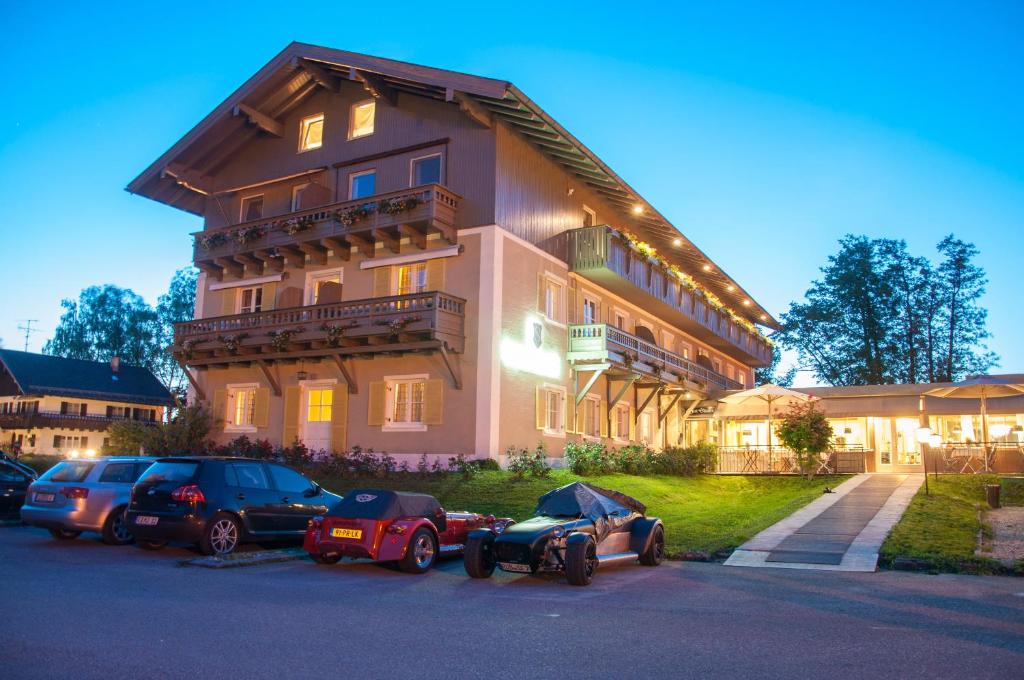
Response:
[463,482,664,586]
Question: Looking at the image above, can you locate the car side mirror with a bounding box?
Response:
[303,485,319,498]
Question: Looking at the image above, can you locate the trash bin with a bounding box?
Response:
[985,484,1000,509]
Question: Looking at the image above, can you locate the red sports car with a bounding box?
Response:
[304,489,513,574]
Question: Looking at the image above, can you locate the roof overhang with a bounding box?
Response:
[127,41,780,329]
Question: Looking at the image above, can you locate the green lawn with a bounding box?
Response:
[879,475,1006,574]
[313,470,847,557]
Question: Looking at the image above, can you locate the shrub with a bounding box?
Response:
[565,441,611,475]
[446,453,478,479]
[107,405,213,456]
[473,457,501,471]
[658,443,718,476]
[776,401,833,480]
[609,444,658,475]
[507,442,551,479]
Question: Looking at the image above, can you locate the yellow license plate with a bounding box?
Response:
[331,528,362,539]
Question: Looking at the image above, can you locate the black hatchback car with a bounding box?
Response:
[126,457,340,556]
[0,454,37,520]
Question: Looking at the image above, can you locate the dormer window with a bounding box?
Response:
[299,113,324,151]
[348,100,375,139]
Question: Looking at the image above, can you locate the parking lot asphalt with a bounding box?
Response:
[2,525,1023,680]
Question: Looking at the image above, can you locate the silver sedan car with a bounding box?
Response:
[22,457,156,545]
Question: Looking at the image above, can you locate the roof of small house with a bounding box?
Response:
[0,350,173,407]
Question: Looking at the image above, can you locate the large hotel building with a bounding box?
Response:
[128,43,775,464]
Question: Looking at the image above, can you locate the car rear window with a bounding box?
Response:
[41,462,95,483]
[99,462,140,483]
[138,461,198,484]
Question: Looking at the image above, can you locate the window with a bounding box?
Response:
[638,411,654,446]
[348,100,375,139]
[680,343,692,361]
[226,384,258,431]
[582,297,598,325]
[583,397,601,439]
[106,406,131,419]
[387,377,426,430]
[307,269,343,305]
[349,170,376,199]
[713,359,722,375]
[0,467,26,483]
[396,262,427,295]
[42,461,94,483]
[582,205,596,227]
[306,388,333,423]
[139,461,197,484]
[299,113,325,151]
[614,405,630,441]
[52,435,89,451]
[238,286,263,314]
[614,310,627,331]
[227,462,270,490]
[60,401,87,416]
[411,154,442,186]
[240,195,264,221]
[291,184,310,211]
[268,464,314,495]
[99,463,138,484]
[541,276,564,323]
[542,386,566,436]
[737,370,746,387]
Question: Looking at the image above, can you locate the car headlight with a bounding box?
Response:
[493,523,505,534]
[552,525,566,538]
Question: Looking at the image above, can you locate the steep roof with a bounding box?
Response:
[0,350,173,406]
[127,42,778,329]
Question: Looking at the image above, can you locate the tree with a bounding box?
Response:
[153,268,198,400]
[44,285,159,367]
[775,400,833,480]
[106,404,212,456]
[779,235,996,386]
[754,345,797,387]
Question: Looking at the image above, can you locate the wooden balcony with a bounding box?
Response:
[173,291,466,388]
[568,324,743,392]
[192,184,460,280]
[553,226,773,367]
[0,412,151,431]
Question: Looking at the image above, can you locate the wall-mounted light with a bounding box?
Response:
[726,285,735,292]
[702,264,712,272]
[672,238,682,247]
[742,300,751,306]
[632,204,644,215]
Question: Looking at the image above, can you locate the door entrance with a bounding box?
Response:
[300,382,334,453]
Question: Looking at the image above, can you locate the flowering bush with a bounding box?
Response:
[320,321,358,346]
[196,232,229,250]
[378,196,421,215]
[217,333,248,353]
[335,204,374,227]
[235,225,266,245]
[375,314,422,335]
[266,327,303,352]
[278,215,315,236]
[506,443,551,479]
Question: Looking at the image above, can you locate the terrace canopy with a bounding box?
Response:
[926,376,1024,470]
[718,384,813,449]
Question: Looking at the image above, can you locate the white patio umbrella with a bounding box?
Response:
[925,376,1024,470]
[719,384,813,449]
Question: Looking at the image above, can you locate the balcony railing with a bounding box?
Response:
[550,225,772,366]
[0,411,153,431]
[192,184,460,279]
[174,291,466,366]
[715,445,869,475]
[568,324,743,391]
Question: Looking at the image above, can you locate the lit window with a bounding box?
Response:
[349,101,375,139]
[582,298,598,325]
[227,384,258,431]
[238,286,263,314]
[307,389,333,423]
[396,263,427,295]
[542,278,563,322]
[638,411,654,445]
[583,397,600,438]
[411,154,441,186]
[240,195,264,221]
[300,113,324,151]
[349,170,376,199]
[389,378,425,427]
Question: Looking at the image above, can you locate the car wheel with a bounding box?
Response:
[639,525,665,566]
[139,540,167,550]
[464,535,496,578]
[201,514,242,557]
[101,506,133,546]
[313,553,342,565]
[565,536,598,586]
[48,528,81,540]
[399,527,437,574]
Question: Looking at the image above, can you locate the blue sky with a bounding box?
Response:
[1,1,1021,383]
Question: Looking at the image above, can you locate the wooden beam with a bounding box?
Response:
[277,245,306,269]
[176,362,206,402]
[292,57,339,92]
[398,224,426,250]
[184,340,444,367]
[430,219,457,245]
[331,354,357,393]
[256,361,281,397]
[232,103,284,137]
[196,127,258,175]
[161,162,212,195]
[235,252,265,275]
[349,68,398,106]
[574,364,610,406]
[297,241,328,265]
[322,237,351,261]
[453,93,492,128]
[373,228,400,254]
[346,233,375,258]
[658,391,683,425]
[214,257,243,279]
[196,261,223,282]
[438,343,463,390]
[635,385,664,422]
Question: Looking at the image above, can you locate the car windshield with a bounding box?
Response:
[138,461,198,484]
[41,461,95,483]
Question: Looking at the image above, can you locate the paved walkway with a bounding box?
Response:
[725,473,925,572]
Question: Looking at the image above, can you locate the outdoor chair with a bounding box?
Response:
[816,453,834,476]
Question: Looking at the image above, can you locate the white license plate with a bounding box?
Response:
[34,493,55,503]
[135,516,159,526]
[498,562,532,573]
